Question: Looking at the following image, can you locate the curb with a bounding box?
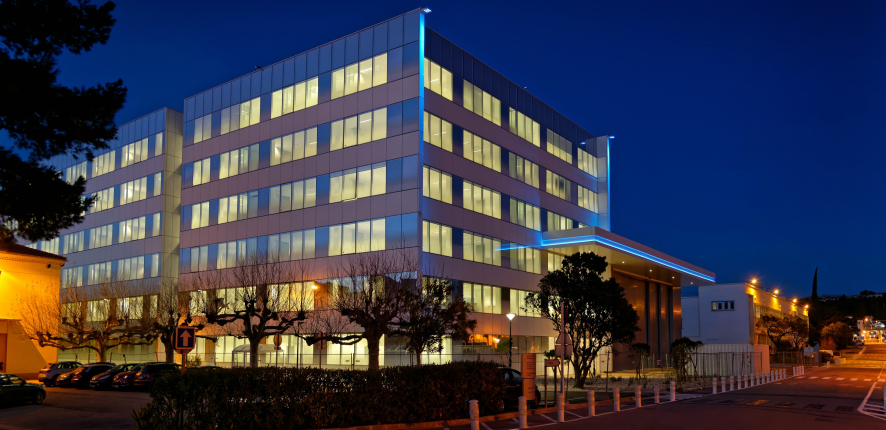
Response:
[312,396,645,430]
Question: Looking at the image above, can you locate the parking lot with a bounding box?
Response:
[0,385,149,430]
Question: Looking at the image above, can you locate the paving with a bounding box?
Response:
[0,386,149,430]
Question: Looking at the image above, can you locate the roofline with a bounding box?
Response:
[184,8,425,102]
[540,227,715,282]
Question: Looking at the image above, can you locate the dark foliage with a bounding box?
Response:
[132,362,506,430]
[0,0,126,242]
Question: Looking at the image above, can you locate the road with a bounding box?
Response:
[0,387,149,430]
[440,345,886,430]
[2,347,886,429]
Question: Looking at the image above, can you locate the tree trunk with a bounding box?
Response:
[97,343,107,362]
[164,336,176,363]
[415,348,423,367]
[366,333,382,371]
[250,340,260,368]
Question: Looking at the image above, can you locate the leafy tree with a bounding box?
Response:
[0,0,126,243]
[670,337,703,389]
[629,342,651,380]
[390,277,476,366]
[785,316,810,350]
[820,321,854,349]
[19,279,155,362]
[524,252,639,388]
[756,314,791,353]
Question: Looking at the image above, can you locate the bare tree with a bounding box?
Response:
[391,276,476,366]
[137,279,202,363]
[190,253,312,368]
[19,279,156,362]
[315,248,420,371]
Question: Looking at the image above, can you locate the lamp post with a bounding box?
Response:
[506,313,516,368]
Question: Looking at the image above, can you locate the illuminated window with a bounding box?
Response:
[270,127,318,166]
[546,129,572,164]
[577,148,597,177]
[330,107,387,151]
[422,166,452,204]
[463,81,500,126]
[422,221,452,257]
[331,53,388,100]
[508,108,541,147]
[577,186,598,213]
[269,178,317,214]
[423,112,452,152]
[463,283,501,314]
[329,162,386,203]
[463,230,501,266]
[545,171,571,201]
[462,180,500,219]
[328,218,386,256]
[423,59,452,100]
[509,198,540,231]
[508,153,539,188]
[462,131,501,172]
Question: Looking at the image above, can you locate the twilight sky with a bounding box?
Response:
[23,0,886,298]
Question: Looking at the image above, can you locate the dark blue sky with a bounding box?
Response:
[36,0,886,297]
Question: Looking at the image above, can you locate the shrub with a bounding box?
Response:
[133,361,505,430]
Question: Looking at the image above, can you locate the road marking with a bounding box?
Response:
[851,378,858,381]
[856,354,886,422]
[865,379,872,381]
[481,423,494,430]
[836,377,844,380]
[775,402,796,407]
[747,400,768,405]
[808,377,818,379]
[539,414,558,423]
[822,377,831,380]
[795,376,806,379]
[804,404,825,410]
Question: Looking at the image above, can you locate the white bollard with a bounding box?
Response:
[636,385,642,408]
[557,393,565,422]
[730,376,734,391]
[756,372,761,385]
[670,381,676,402]
[469,400,479,430]
[721,377,726,393]
[713,377,718,394]
[518,396,528,429]
[655,383,660,404]
[588,390,596,417]
[827,361,830,369]
[614,387,621,412]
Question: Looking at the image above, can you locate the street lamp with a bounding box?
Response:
[506,313,516,368]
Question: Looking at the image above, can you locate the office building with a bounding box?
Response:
[28,10,715,371]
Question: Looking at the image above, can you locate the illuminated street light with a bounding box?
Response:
[506,313,516,368]
[751,278,757,284]
[773,289,779,295]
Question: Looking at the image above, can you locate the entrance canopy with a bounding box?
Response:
[540,227,715,286]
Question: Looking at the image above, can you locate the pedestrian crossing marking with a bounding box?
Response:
[796,376,806,379]
[809,377,818,379]
[851,378,858,381]
[836,378,844,380]
[747,400,769,405]
[822,377,831,380]
[865,379,872,381]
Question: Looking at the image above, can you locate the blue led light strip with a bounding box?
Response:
[542,235,715,282]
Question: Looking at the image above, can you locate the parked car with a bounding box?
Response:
[57,363,115,388]
[133,363,181,389]
[112,363,151,390]
[38,361,82,387]
[69,363,114,388]
[89,363,141,390]
[500,367,541,407]
[0,374,46,406]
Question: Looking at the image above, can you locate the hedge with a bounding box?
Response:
[132,361,506,430]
